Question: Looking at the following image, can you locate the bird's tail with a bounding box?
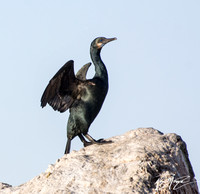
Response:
[64,138,71,154]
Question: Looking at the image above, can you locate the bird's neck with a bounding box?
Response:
[90,47,108,80]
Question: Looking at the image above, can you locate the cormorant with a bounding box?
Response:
[41,37,116,154]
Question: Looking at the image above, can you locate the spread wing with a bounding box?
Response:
[41,60,79,113]
[76,62,91,80]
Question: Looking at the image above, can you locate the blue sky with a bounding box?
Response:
[0,1,200,186]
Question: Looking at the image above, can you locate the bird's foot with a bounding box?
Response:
[84,133,113,144]
[78,133,113,147]
[95,138,113,144]
[83,139,112,147]
[78,134,93,147]
[83,141,93,147]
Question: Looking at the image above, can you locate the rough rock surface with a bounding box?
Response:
[0,128,199,194]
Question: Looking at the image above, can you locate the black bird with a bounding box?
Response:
[41,37,116,154]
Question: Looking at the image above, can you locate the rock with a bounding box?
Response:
[0,128,199,194]
[0,183,12,190]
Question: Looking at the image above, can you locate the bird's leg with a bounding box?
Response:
[84,133,113,145]
[64,138,71,154]
[78,134,93,147]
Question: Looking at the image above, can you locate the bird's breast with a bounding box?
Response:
[70,79,108,124]
[80,80,107,103]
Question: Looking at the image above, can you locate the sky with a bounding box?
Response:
[0,0,200,187]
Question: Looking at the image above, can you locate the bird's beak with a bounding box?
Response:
[104,37,117,44]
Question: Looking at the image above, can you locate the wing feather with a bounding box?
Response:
[76,62,91,80]
[41,60,78,112]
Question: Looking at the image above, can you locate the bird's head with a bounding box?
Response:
[91,37,117,50]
